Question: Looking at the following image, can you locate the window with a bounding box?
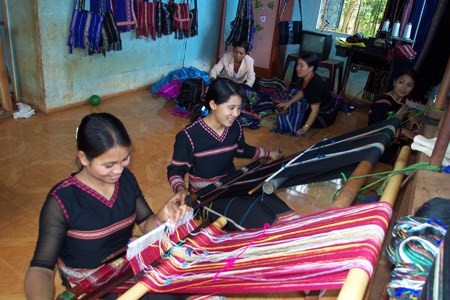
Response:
[317,0,388,37]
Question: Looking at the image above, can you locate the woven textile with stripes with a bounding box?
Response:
[129,202,393,294]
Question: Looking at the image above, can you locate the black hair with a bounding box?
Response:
[76,113,131,162]
[191,78,247,122]
[298,52,321,71]
[393,68,417,83]
[232,40,249,53]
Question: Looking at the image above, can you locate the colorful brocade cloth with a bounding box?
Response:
[128,202,393,295]
[58,256,134,295]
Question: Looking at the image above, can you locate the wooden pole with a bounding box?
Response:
[332,160,373,208]
[338,146,411,300]
[0,34,12,111]
[434,57,450,110]
[430,57,450,167]
[429,105,450,166]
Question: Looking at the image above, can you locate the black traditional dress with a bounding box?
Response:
[168,118,292,230]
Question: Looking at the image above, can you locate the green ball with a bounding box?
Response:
[89,95,101,106]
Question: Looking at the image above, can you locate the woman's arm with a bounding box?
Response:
[24,195,67,299]
[277,90,305,110]
[209,54,230,80]
[24,267,55,300]
[298,103,320,134]
[244,56,256,87]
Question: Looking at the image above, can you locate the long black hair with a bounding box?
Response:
[298,52,321,71]
[191,78,247,122]
[76,113,131,164]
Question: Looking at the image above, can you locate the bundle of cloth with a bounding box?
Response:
[13,102,35,119]
[411,135,450,166]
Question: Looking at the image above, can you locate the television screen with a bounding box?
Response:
[299,31,333,61]
[302,35,326,54]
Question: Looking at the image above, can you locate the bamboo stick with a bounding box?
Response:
[332,160,373,208]
[337,146,411,300]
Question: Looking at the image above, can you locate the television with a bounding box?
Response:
[299,30,333,61]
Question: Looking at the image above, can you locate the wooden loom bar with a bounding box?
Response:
[117,217,228,300]
[332,160,373,208]
[337,146,411,300]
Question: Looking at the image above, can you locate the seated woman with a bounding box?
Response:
[167,78,291,230]
[368,68,421,163]
[24,113,189,299]
[209,40,256,87]
[274,52,337,136]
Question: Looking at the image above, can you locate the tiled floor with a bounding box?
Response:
[0,90,377,299]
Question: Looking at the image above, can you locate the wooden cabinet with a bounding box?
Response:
[217,0,294,79]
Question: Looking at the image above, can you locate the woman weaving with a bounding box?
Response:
[167,78,291,230]
[24,113,189,299]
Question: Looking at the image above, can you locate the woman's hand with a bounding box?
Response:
[269,148,284,161]
[158,198,191,226]
[276,101,291,110]
[171,186,188,206]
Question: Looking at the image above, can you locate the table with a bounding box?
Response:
[335,45,390,99]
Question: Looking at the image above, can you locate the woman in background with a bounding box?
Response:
[167,78,290,230]
[368,68,421,164]
[274,52,337,136]
[209,40,256,87]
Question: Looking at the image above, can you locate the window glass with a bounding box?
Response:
[318,0,388,37]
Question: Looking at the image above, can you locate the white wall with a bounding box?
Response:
[6,0,222,112]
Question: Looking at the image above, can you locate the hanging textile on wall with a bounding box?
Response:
[112,0,137,32]
[136,0,157,39]
[172,1,192,39]
[68,0,106,55]
[225,0,255,51]
[278,0,303,45]
[189,0,198,37]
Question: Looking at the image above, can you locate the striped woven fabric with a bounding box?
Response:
[136,0,156,39]
[129,202,393,294]
[58,256,133,295]
[173,2,191,39]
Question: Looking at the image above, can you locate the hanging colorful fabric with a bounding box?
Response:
[278,21,302,45]
[189,0,198,37]
[90,0,122,52]
[172,1,191,39]
[136,0,156,39]
[112,0,137,32]
[68,0,105,55]
[278,0,302,45]
[225,0,255,51]
[102,11,122,51]
[155,0,174,37]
